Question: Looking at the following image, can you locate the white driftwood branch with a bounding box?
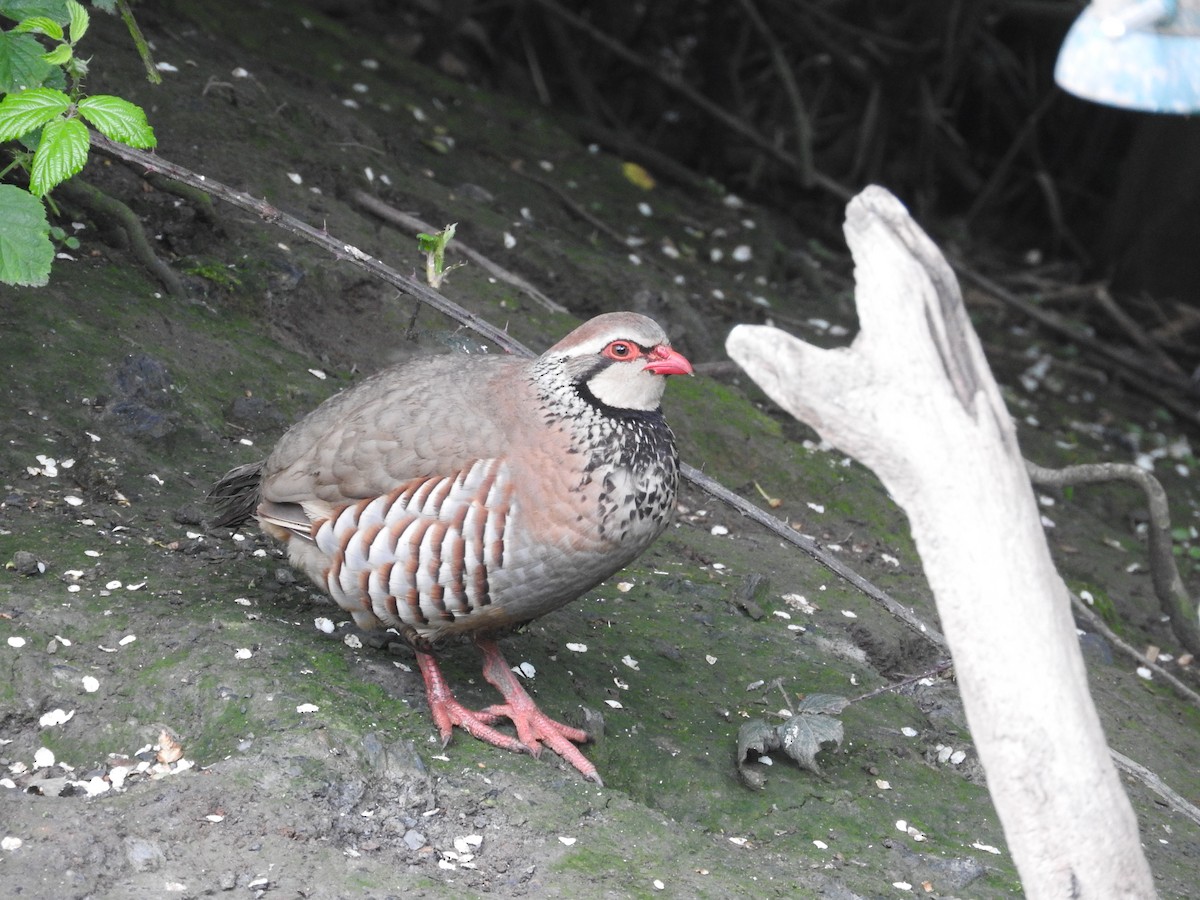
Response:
[726,186,1155,898]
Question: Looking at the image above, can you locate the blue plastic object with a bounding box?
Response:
[1055,0,1200,113]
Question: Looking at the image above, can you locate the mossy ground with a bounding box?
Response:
[1,1,1199,897]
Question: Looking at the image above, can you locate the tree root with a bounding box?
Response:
[1028,460,1200,657]
[57,177,185,297]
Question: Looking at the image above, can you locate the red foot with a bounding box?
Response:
[415,641,602,785]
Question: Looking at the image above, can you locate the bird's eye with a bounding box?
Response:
[604,341,636,361]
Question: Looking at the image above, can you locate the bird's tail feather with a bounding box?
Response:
[208,461,265,529]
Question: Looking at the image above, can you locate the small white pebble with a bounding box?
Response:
[876,779,891,790]
[296,703,319,714]
[637,202,653,216]
[653,879,665,890]
[361,58,379,70]
[1,837,22,851]
[38,708,74,728]
[731,244,753,262]
[558,836,576,846]
[971,841,1002,855]
[206,814,225,823]
[231,67,250,78]
[234,648,252,660]
[565,642,588,653]
[710,524,729,536]
[308,368,327,380]
[616,581,633,593]
[1136,666,1152,680]
[118,635,136,646]
[82,676,100,693]
[106,580,122,590]
[950,749,967,765]
[343,634,362,649]
[841,610,857,619]
[892,882,912,891]
[621,655,639,671]
[33,747,55,769]
[603,699,623,709]
[6,637,25,649]
[513,661,536,679]
[812,839,828,850]
[901,726,919,737]
[155,61,179,73]
[705,654,717,665]
[807,502,825,513]
[314,617,335,634]
[64,495,84,507]
[287,172,303,184]
[503,232,517,249]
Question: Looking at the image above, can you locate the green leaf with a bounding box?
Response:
[77,94,156,148]
[0,85,69,140]
[0,183,53,287]
[39,41,71,66]
[0,2,70,23]
[0,31,55,93]
[13,14,62,39]
[29,113,87,195]
[65,0,85,42]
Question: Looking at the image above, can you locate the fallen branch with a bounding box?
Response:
[727,186,1155,897]
[1028,460,1200,657]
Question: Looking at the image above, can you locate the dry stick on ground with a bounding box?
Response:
[351,191,567,313]
[727,186,1155,898]
[1070,592,1200,708]
[1028,460,1200,657]
[90,133,943,651]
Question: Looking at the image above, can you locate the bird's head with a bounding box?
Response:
[541,312,693,413]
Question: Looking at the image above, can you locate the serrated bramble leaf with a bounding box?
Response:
[0,183,53,287]
[0,85,69,140]
[0,2,71,20]
[13,14,62,38]
[65,0,86,42]
[778,710,843,775]
[40,42,71,66]
[76,94,155,148]
[29,114,88,195]
[0,31,54,93]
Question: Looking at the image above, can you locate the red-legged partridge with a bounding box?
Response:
[211,312,692,783]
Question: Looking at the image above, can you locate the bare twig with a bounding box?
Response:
[1070,593,1200,709]
[1110,748,1200,829]
[1028,460,1200,657]
[1093,285,1186,378]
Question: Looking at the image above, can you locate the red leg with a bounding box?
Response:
[413,643,602,785]
[416,650,526,755]
[474,639,601,785]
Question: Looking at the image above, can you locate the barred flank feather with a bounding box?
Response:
[208,460,265,528]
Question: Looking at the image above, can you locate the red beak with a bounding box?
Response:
[643,344,693,376]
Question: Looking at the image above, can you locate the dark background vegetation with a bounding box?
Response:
[304,0,1200,314]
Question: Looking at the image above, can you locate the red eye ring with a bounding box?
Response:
[603,341,637,361]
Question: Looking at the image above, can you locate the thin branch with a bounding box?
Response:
[733,0,815,189]
[1028,460,1200,657]
[1070,593,1200,709]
